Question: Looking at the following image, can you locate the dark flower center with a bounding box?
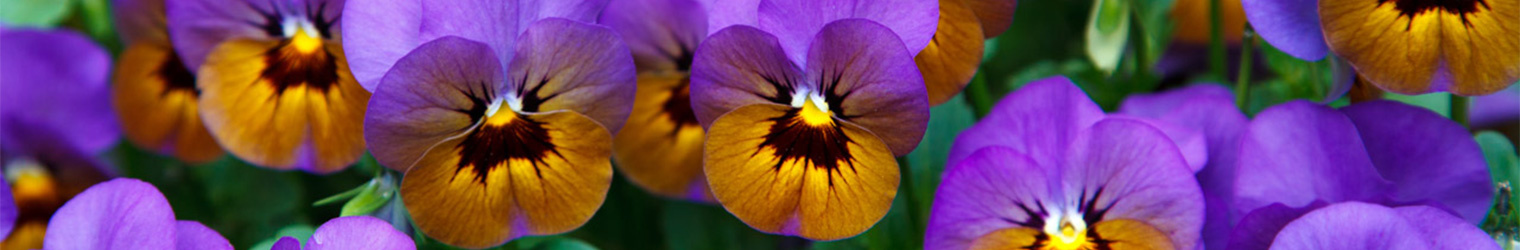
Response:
[452,111,561,185]
[1378,0,1490,28]
[663,77,701,129]
[259,38,339,95]
[1005,187,1122,249]
[157,51,200,97]
[759,107,856,186]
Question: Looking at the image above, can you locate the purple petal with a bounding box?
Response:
[1234,101,1392,216]
[1341,100,1492,224]
[1120,84,1247,250]
[1269,202,1431,250]
[1472,85,1520,127]
[697,0,761,34]
[1225,202,1325,250]
[0,29,119,155]
[167,0,343,70]
[272,236,302,250]
[44,178,177,250]
[1393,205,1501,250]
[688,25,805,129]
[363,36,504,172]
[804,19,929,155]
[1103,115,1209,172]
[505,18,636,133]
[175,221,232,250]
[1065,119,1204,250]
[307,216,416,250]
[757,0,938,63]
[947,76,1104,169]
[1241,0,1327,60]
[925,146,1054,250]
[111,0,169,44]
[1118,84,1234,119]
[0,178,13,239]
[598,0,707,72]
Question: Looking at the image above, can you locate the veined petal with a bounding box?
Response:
[1235,101,1392,217]
[704,103,899,241]
[926,147,1054,250]
[1341,101,1492,223]
[506,18,636,134]
[698,0,761,34]
[613,73,710,200]
[111,0,169,44]
[1242,0,1326,60]
[805,19,929,156]
[1086,219,1175,249]
[967,227,1042,249]
[43,179,176,250]
[1320,0,1520,95]
[689,25,806,129]
[757,0,938,63]
[1392,205,1500,250]
[0,29,119,155]
[175,221,233,250]
[1102,115,1208,172]
[599,0,707,73]
[400,110,612,248]
[963,0,1016,38]
[1268,202,1433,250]
[1065,119,1204,250]
[167,0,345,70]
[307,216,416,250]
[916,0,984,106]
[196,38,369,172]
[947,76,1104,170]
[364,37,504,172]
[113,43,225,163]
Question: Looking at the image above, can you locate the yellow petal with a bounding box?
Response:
[917,0,986,105]
[613,72,710,200]
[196,38,369,172]
[969,227,1043,250]
[1321,0,1520,95]
[401,110,612,248]
[1089,219,1174,250]
[704,103,899,240]
[967,219,1172,250]
[112,43,223,163]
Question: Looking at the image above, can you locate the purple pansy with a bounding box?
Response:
[269,216,415,250]
[926,76,1205,250]
[1228,201,1496,250]
[42,178,231,250]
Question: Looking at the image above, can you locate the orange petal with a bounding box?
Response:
[1436,0,1520,95]
[1170,0,1245,44]
[400,110,612,248]
[917,0,986,105]
[1090,219,1175,250]
[1321,0,1520,95]
[112,43,223,163]
[962,0,1018,38]
[704,103,899,240]
[612,72,710,200]
[969,227,1042,250]
[196,38,369,172]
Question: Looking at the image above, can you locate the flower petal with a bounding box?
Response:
[111,0,169,44]
[612,73,710,200]
[1119,84,1247,250]
[1241,0,1327,60]
[1103,115,1209,172]
[1320,0,1520,95]
[196,38,369,172]
[1065,119,1204,250]
[0,29,119,155]
[400,110,612,248]
[167,0,343,70]
[704,103,899,240]
[175,221,232,250]
[505,18,636,134]
[966,227,1042,249]
[962,0,1016,38]
[1234,101,1392,216]
[947,76,1104,170]
[805,19,929,156]
[113,43,225,164]
[1432,0,1520,95]
[0,178,13,240]
[598,0,706,73]
[1088,219,1176,249]
[307,216,416,250]
[926,146,1052,250]
[1341,100,1492,223]
[1473,85,1520,127]
[1268,202,1431,250]
[364,37,504,172]
[757,0,938,63]
[43,178,176,250]
[1393,205,1500,250]
[689,25,806,128]
[916,0,984,106]
[698,0,761,34]
[1225,202,1324,250]
[271,237,302,250]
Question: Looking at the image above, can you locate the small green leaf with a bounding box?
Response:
[1084,0,1131,73]
[1478,131,1520,208]
[0,0,74,27]
[340,174,396,216]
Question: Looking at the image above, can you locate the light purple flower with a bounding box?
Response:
[42,178,231,250]
[269,216,415,250]
[1228,201,1496,250]
[926,76,1205,250]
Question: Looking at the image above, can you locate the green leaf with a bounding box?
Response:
[1084,0,1131,74]
[530,238,599,250]
[1478,132,1520,207]
[905,94,977,229]
[1384,92,1452,118]
[660,200,783,250]
[339,173,397,216]
[0,0,73,27]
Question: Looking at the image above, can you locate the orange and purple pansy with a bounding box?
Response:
[915,0,1015,105]
[345,0,634,248]
[111,0,224,164]
[690,0,936,240]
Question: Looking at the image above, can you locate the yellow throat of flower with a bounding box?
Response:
[798,95,833,126]
[1042,213,1095,250]
[287,28,324,54]
[5,159,57,204]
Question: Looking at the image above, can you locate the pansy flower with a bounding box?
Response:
[1,29,120,249]
[1242,0,1519,95]
[915,0,1015,105]
[270,216,415,250]
[689,0,937,240]
[1227,201,1497,250]
[346,0,634,248]
[927,76,1204,250]
[42,178,232,250]
[166,0,369,172]
[111,0,223,163]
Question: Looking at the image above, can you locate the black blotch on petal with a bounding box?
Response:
[157,51,200,97]
[259,40,340,95]
[662,78,701,130]
[1378,0,1491,29]
[453,113,563,184]
[758,109,856,187]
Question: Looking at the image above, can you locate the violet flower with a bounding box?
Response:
[346,0,634,248]
[111,0,224,163]
[927,76,1205,250]
[1230,201,1496,249]
[269,216,414,250]
[42,178,231,249]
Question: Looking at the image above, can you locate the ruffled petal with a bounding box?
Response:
[1225,202,1324,250]
[1234,101,1392,215]
[704,103,899,241]
[947,76,1104,170]
[363,37,504,172]
[43,179,176,250]
[113,43,225,163]
[111,0,169,44]
[1268,202,1431,250]
[307,216,416,250]
[505,18,636,134]
[916,0,984,106]
[689,25,806,128]
[196,38,369,172]
[962,0,1016,38]
[804,19,929,156]
[175,221,232,250]
[1320,0,1520,95]
[1065,119,1204,250]
[757,0,938,63]
[612,73,709,199]
[0,29,119,155]
[1393,205,1501,250]
[400,110,612,248]
[599,0,707,72]
[1341,100,1492,223]
[925,146,1053,250]
[1241,0,1327,60]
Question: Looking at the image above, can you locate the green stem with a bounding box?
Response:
[1236,29,1255,111]
[897,157,923,241]
[1453,95,1470,128]
[1208,0,1227,80]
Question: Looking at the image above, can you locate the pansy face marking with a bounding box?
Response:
[1380,0,1489,27]
[1318,0,1518,95]
[451,88,561,184]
